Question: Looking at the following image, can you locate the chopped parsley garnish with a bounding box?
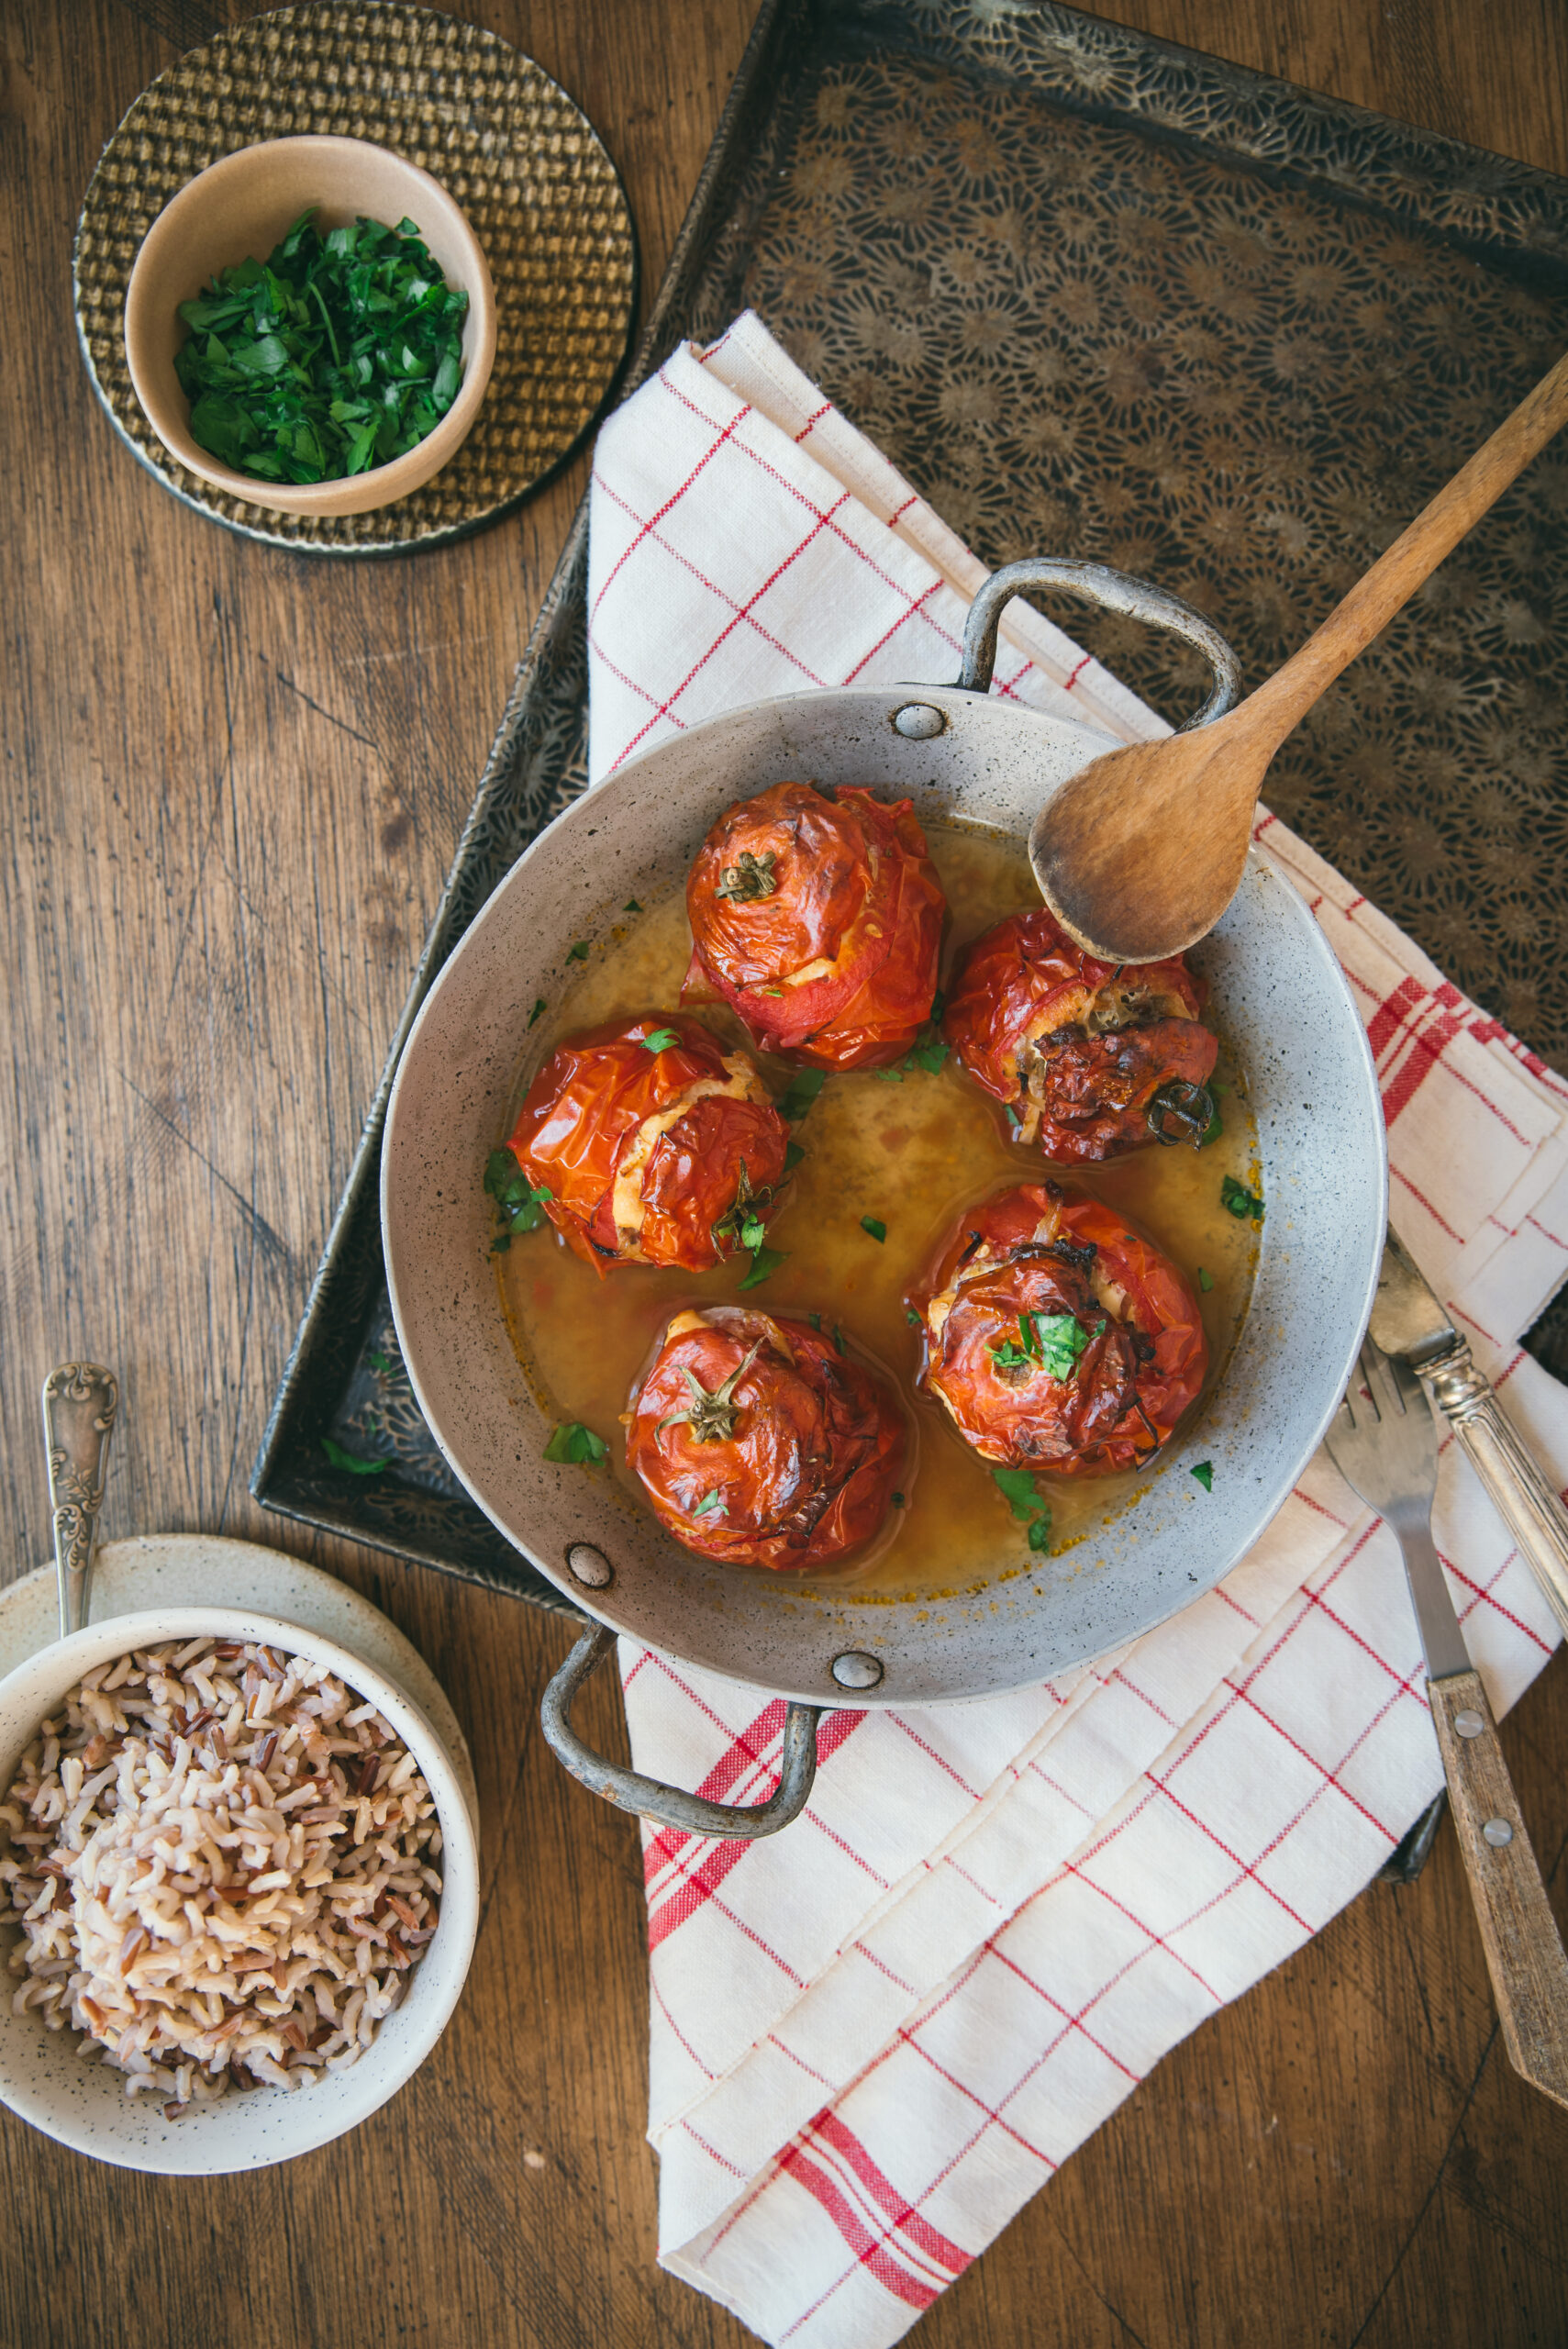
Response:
[566,940,591,963]
[1201,1097,1223,1148]
[714,1163,788,1288]
[990,1339,1034,1375]
[1022,1311,1095,1382]
[173,211,470,484]
[861,1216,887,1244]
[776,1068,827,1123]
[906,1034,950,1076]
[738,1246,789,1291]
[906,1307,920,1327]
[806,1312,822,1331]
[528,998,547,1028]
[691,1490,727,1518]
[783,1141,806,1174]
[642,1028,680,1052]
[484,1146,552,1252]
[544,1422,608,1465]
[1191,1461,1215,1492]
[1221,1174,1264,1221]
[832,1324,848,1356]
[891,1491,906,1508]
[905,993,949,1076]
[1197,1266,1215,1293]
[623,899,643,913]
[367,1349,393,1375]
[873,993,949,1082]
[993,1466,1051,1552]
[321,1435,388,1475]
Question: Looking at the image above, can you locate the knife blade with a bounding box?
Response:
[1367,1227,1462,1364]
[1369,1228,1568,1639]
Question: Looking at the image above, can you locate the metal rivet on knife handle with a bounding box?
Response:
[1485,1819,1516,1848]
[1454,1709,1485,1739]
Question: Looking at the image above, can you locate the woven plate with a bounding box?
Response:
[72,2,637,554]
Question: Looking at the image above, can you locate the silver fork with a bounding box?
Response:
[1326,1338,1568,2109]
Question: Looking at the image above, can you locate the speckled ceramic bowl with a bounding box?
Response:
[123,136,495,518]
[0,1606,479,2173]
[382,674,1388,1711]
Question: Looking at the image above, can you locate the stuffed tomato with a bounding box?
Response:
[683,781,945,1070]
[625,1306,906,1570]
[943,907,1217,1161]
[505,1015,789,1275]
[910,1184,1207,1476]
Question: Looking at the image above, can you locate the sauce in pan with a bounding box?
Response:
[496,824,1260,1600]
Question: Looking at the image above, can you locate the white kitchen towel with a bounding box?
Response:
[584,311,1568,2349]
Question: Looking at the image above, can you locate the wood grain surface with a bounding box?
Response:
[3,3,1568,2344]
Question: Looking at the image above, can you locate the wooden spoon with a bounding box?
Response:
[1029,349,1568,963]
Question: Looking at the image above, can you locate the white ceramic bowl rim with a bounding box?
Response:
[0,1606,479,2174]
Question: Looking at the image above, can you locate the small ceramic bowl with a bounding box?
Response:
[0,1606,480,2173]
[123,136,496,518]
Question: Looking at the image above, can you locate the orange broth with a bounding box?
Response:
[496,823,1260,1600]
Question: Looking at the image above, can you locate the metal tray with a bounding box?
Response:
[252,0,1568,1637]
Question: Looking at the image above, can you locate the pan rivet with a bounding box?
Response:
[1453,1709,1485,1739]
[830,1650,884,1691]
[891,702,945,740]
[565,1542,614,1590]
[1483,1818,1514,1847]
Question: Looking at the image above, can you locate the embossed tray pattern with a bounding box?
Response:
[253,0,1568,1628]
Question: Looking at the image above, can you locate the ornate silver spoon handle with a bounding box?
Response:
[42,1363,118,1640]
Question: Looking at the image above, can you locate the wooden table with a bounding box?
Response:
[5,3,1568,2342]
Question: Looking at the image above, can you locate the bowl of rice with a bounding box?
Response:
[0,1607,479,2172]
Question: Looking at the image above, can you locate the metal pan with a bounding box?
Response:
[382,561,1387,1837]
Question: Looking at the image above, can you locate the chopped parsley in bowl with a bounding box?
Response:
[174,209,469,488]
[123,136,496,518]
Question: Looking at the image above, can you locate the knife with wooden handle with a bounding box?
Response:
[1327,1342,1568,2110]
[1368,1229,1568,1641]
[1427,1664,1568,2109]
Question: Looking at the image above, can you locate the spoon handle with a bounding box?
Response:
[42,1363,118,1640]
[1251,346,1568,740]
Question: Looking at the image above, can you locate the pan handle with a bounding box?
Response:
[540,1623,825,1839]
[957,555,1242,730]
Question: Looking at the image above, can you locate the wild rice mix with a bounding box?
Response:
[0,1641,442,2116]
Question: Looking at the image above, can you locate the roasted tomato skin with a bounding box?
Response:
[912,1184,1207,1476]
[943,907,1218,1161]
[506,1015,787,1276]
[626,1308,906,1571]
[683,781,946,1070]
